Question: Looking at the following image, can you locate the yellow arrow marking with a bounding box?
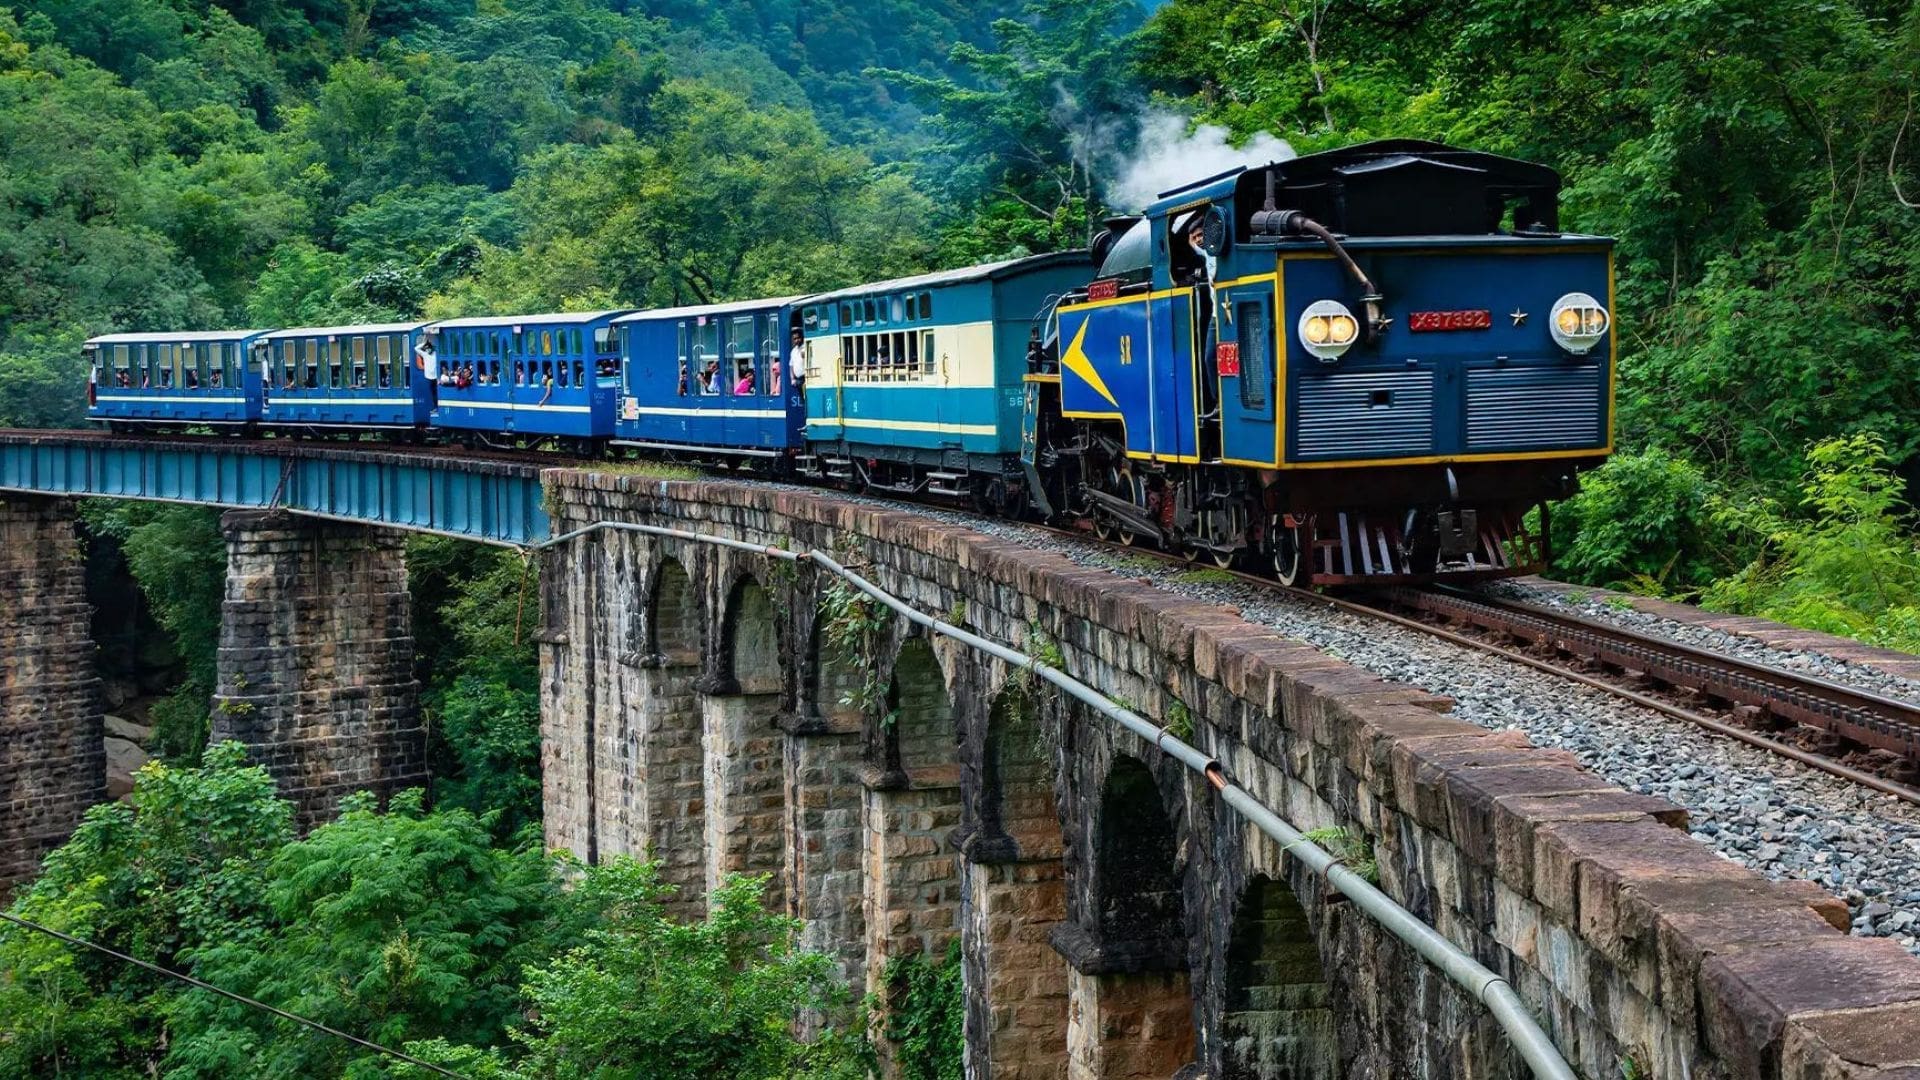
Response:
[1059,316,1119,409]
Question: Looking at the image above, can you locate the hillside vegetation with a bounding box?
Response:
[5,2,1920,1074]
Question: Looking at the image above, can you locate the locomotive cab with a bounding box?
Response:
[1045,139,1615,583]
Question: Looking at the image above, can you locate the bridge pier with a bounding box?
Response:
[0,496,106,895]
[212,510,425,829]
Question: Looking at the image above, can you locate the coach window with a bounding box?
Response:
[922,331,936,375]
[303,339,319,388]
[891,296,905,323]
[919,291,933,319]
[538,330,550,356]
[111,344,130,387]
[349,336,367,388]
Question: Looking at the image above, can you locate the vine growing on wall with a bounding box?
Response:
[878,939,965,1080]
[822,576,894,724]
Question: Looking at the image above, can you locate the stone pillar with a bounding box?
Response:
[861,776,966,999]
[700,691,787,907]
[962,855,1070,1080]
[212,510,424,828]
[0,497,105,894]
[1065,968,1198,1080]
[783,717,868,987]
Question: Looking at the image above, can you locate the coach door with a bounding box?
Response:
[1217,282,1279,466]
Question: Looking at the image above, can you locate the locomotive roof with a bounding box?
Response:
[431,310,630,329]
[612,296,805,325]
[801,251,1086,305]
[87,329,266,345]
[262,321,429,340]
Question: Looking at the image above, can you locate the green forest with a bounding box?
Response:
[5,0,1920,1075]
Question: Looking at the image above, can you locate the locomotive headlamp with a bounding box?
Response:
[1299,300,1360,361]
[1549,292,1609,355]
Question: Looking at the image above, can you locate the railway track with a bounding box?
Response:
[1030,522,1920,805]
[27,426,1920,803]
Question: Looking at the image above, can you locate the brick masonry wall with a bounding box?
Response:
[541,472,1920,1080]
[212,510,425,829]
[0,496,106,896]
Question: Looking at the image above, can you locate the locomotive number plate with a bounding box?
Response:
[1087,279,1120,301]
[1408,309,1493,332]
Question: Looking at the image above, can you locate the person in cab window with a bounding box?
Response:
[734,366,753,396]
[787,329,806,393]
[538,364,555,406]
[701,360,721,395]
[160,366,173,388]
[185,367,199,389]
[1185,211,1221,425]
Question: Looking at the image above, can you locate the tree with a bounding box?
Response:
[0,743,294,1078]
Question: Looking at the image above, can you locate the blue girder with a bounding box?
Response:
[0,433,549,546]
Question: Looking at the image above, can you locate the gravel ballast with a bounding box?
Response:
[798,489,1920,953]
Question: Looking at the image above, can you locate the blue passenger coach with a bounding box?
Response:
[791,254,1086,500]
[86,330,266,429]
[612,297,802,458]
[426,311,629,448]
[257,322,432,431]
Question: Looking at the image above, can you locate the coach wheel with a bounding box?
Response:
[1272,520,1306,587]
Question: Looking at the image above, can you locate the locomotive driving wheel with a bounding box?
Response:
[1271,516,1310,587]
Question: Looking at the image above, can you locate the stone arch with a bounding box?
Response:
[701,570,789,908]
[961,682,1070,1080]
[636,555,706,915]
[648,558,699,663]
[1096,755,1185,952]
[718,574,781,696]
[1219,874,1335,1079]
[1061,753,1198,1080]
[863,633,966,1073]
[804,607,866,727]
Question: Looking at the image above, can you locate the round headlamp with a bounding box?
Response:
[1549,292,1609,355]
[1298,300,1359,361]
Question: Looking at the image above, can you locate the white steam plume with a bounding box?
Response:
[1087,108,1297,212]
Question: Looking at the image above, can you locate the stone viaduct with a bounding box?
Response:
[6,464,1920,1078]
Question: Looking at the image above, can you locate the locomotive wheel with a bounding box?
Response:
[1272,521,1305,587]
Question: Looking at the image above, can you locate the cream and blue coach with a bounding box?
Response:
[792,254,1086,503]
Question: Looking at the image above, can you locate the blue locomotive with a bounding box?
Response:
[80,139,1614,585]
[1030,139,1613,582]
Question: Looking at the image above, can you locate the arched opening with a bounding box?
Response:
[1221,875,1335,1079]
[1097,756,1184,950]
[962,685,1069,1078]
[703,574,788,909]
[648,560,699,664]
[722,578,780,695]
[1066,754,1196,1079]
[638,558,706,916]
[864,637,965,1075]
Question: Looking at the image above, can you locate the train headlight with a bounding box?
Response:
[1549,292,1609,355]
[1298,300,1359,361]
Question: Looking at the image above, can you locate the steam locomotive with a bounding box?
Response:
[86,140,1614,585]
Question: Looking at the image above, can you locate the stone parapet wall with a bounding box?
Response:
[212,510,425,828]
[0,496,105,895]
[541,471,1920,1079]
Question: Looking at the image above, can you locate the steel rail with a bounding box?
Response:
[532,516,1578,1080]
[1028,521,1920,806]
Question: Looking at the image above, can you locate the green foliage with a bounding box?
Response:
[1552,448,1737,595]
[431,662,543,843]
[0,742,293,1077]
[1700,435,1920,651]
[80,502,228,761]
[395,866,872,1080]
[822,576,893,721]
[880,938,964,1080]
[1164,697,1193,742]
[165,790,576,1080]
[1302,826,1378,885]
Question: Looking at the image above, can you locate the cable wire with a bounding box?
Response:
[0,911,469,1079]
